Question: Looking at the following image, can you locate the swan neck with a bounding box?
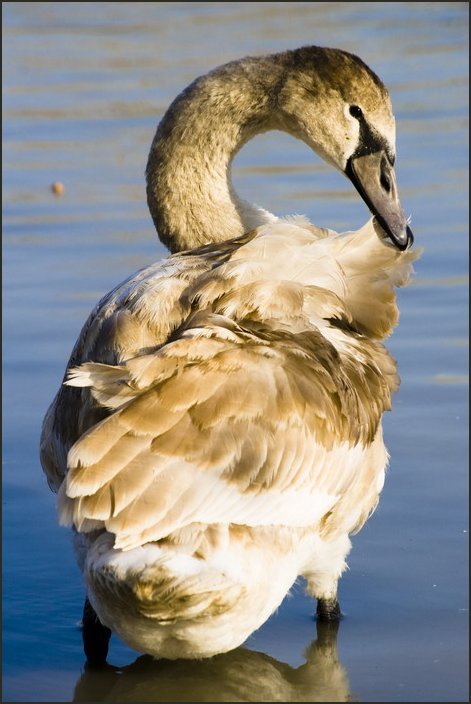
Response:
[146,58,283,252]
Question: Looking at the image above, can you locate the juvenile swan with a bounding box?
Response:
[40,46,416,662]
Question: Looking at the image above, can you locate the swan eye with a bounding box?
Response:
[349,105,363,119]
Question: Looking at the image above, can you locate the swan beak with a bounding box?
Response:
[346,151,413,250]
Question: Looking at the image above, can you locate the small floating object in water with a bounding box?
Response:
[51,181,64,196]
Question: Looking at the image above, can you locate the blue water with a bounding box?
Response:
[3,2,468,701]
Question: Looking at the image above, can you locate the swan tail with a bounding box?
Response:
[82,526,302,659]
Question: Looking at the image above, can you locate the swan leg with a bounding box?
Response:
[316,596,341,621]
[81,597,112,666]
[302,533,350,622]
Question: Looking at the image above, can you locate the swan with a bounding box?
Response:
[40,45,417,663]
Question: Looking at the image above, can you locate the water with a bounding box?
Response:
[2,2,468,701]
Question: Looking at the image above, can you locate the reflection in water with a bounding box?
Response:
[73,621,350,702]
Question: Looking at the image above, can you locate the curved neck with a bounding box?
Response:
[146,57,285,253]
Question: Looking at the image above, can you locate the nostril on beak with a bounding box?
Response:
[380,171,391,193]
[380,155,393,194]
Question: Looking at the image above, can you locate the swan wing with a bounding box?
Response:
[43,218,417,548]
[60,309,393,551]
[40,232,256,491]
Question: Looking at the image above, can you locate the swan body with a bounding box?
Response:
[40,46,416,660]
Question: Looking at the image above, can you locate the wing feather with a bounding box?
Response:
[67,433,150,497]
[76,451,158,519]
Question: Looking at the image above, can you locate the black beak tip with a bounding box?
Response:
[374,218,414,251]
[395,224,414,251]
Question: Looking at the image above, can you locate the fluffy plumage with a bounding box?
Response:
[40,46,417,660]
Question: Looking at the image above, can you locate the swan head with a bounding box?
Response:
[277,46,413,250]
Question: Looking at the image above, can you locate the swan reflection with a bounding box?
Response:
[73,621,350,702]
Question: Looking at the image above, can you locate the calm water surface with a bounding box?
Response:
[3,2,469,702]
